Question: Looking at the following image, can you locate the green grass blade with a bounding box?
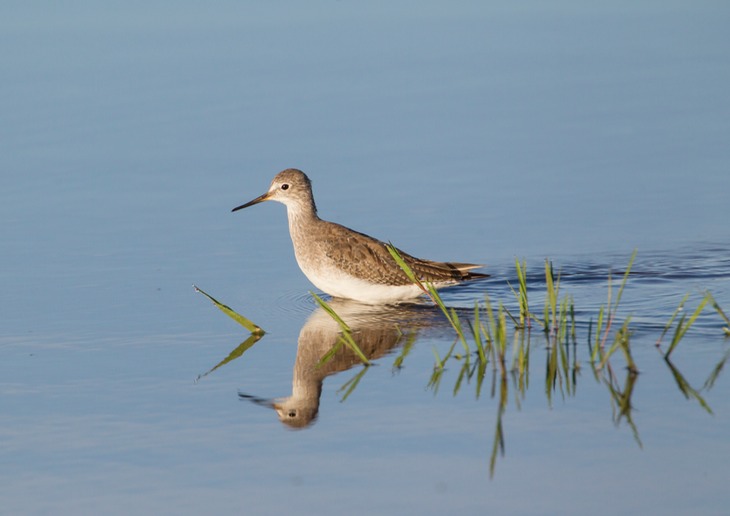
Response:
[388,243,470,347]
[386,243,428,294]
[598,250,637,349]
[483,295,495,346]
[657,293,690,347]
[194,285,265,335]
[473,302,487,364]
[665,293,711,358]
[707,291,730,325]
[594,305,605,354]
[544,260,557,334]
[598,330,623,371]
[390,240,471,345]
[616,317,637,374]
[517,258,529,327]
[449,307,469,350]
[508,258,530,328]
[706,291,730,335]
[612,249,637,313]
[507,280,521,318]
[599,270,614,348]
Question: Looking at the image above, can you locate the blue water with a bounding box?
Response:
[2,2,730,514]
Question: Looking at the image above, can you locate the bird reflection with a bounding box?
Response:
[239,299,439,429]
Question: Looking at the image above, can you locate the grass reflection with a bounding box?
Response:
[603,366,642,447]
[196,333,264,383]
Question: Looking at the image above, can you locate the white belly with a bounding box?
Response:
[299,261,426,304]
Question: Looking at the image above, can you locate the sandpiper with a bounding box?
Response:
[232,169,487,304]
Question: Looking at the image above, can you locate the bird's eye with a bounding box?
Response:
[281,184,289,190]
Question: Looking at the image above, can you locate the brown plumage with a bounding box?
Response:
[233,168,488,303]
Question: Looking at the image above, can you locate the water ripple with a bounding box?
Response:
[274,290,318,316]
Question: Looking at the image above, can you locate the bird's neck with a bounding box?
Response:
[286,199,320,238]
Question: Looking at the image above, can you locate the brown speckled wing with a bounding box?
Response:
[319,221,487,285]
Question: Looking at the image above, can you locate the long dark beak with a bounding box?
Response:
[231,192,270,212]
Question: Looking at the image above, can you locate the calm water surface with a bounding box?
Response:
[2,2,730,515]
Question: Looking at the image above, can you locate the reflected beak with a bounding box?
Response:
[238,392,277,409]
[231,192,270,212]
